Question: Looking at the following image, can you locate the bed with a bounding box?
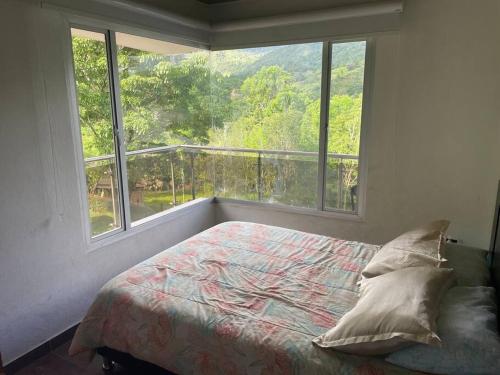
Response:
[70,198,500,374]
[70,221,427,374]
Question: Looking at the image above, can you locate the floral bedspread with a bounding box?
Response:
[70,221,420,374]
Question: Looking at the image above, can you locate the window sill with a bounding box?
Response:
[86,196,363,253]
[86,197,214,252]
[213,197,365,222]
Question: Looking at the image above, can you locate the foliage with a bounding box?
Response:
[118,49,230,149]
[299,95,363,154]
[72,37,115,158]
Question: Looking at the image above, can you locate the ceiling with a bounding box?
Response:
[196,0,380,5]
[206,0,383,23]
[130,0,385,24]
[197,0,238,3]
[55,0,402,49]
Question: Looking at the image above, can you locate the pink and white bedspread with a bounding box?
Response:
[70,221,419,374]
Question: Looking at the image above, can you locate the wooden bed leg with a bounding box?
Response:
[101,356,114,372]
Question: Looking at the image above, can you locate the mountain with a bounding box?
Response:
[238,41,366,79]
[210,41,366,99]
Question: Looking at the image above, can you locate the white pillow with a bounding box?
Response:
[313,267,455,355]
[361,220,449,279]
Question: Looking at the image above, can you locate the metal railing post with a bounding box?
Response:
[257,152,262,201]
[109,167,117,226]
[190,151,196,200]
[170,152,177,206]
[338,161,344,209]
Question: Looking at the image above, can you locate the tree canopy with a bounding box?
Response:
[73,38,365,156]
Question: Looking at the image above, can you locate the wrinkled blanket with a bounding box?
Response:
[70,221,420,374]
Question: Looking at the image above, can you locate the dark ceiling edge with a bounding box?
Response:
[198,0,240,4]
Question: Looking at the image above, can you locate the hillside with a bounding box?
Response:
[214,42,366,98]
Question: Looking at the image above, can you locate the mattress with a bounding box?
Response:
[70,221,421,374]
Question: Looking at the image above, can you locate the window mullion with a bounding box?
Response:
[106,30,132,230]
[317,41,332,211]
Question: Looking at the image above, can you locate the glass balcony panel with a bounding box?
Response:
[259,153,318,209]
[325,156,359,212]
[84,158,122,236]
[212,151,259,201]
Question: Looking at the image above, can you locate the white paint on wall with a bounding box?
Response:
[216,0,500,249]
[393,0,500,249]
[0,1,215,364]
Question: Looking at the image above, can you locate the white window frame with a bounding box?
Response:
[68,25,129,242]
[319,38,374,219]
[66,18,374,245]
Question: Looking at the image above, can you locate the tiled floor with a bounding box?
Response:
[11,341,171,375]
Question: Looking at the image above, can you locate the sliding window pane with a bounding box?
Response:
[71,28,122,236]
[116,33,212,222]
[325,41,366,213]
[209,43,323,208]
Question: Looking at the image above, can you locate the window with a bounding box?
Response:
[71,28,123,237]
[70,25,370,239]
[325,41,367,212]
[209,43,323,209]
[115,32,211,223]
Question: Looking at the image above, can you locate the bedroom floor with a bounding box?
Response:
[11,340,173,375]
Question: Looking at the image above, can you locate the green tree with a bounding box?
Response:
[118,50,229,149]
[300,95,362,154]
[72,37,115,158]
[211,66,308,151]
[238,66,304,121]
[73,38,231,155]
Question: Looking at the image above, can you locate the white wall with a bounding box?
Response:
[0,1,215,364]
[216,0,500,249]
[393,0,500,248]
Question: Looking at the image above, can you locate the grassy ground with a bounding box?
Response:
[87,182,349,236]
[88,189,212,236]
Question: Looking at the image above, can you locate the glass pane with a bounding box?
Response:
[116,33,213,222]
[126,150,207,221]
[325,41,366,212]
[84,159,121,236]
[71,28,122,236]
[209,43,323,208]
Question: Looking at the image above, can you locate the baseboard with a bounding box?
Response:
[4,324,78,374]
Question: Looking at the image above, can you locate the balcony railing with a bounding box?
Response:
[84,145,359,234]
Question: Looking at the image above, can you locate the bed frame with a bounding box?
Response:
[96,181,500,373]
[96,347,172,374]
